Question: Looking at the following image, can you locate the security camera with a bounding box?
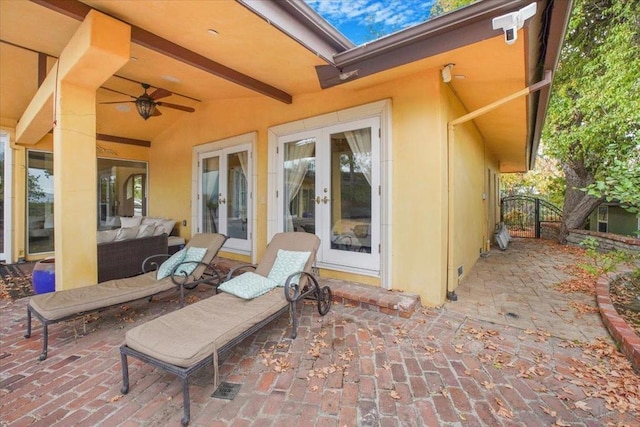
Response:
[504,26,517,44]
[492,2,536,45]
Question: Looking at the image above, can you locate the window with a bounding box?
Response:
[27,151,54,254]
[97,158,147,229]
[597,206,608,233]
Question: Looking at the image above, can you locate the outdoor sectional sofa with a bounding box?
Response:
[119,232,332,426]
[25,233,227,361]
[98,233,168,282]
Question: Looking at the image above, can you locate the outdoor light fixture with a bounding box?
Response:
[441,63,455,83]
[492,2,537,45]
[135,93,156,120]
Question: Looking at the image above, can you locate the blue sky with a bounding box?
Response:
[304,0,436,45]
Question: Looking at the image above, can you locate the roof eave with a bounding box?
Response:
[237,0,354,64]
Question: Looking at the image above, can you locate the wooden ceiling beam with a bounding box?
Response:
[30,0,293,104]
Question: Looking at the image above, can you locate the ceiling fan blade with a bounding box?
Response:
[151,108,163,117]
[99,100,135,104]
[149,88,171,100]
[101,87,138,99]
[156,102,195,112]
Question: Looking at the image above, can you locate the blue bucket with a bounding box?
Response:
[32,258,56,294]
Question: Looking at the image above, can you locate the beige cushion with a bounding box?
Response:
[115,226,139,241]
[28,272,175,321]
[168,236,185,247]
[136,224,155,238]
[97,229,118,244]
[125,289,288,367]
[120,216,143,228]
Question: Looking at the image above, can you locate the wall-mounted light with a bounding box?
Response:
[441,63,455,83]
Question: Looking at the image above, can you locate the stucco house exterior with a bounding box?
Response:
[0,0,572,306]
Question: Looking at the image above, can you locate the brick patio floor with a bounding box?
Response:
[1,238,638,426]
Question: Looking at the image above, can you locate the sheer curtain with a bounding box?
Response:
[344,129,371,185]
[284,141,314,231]
[203,171,219,233]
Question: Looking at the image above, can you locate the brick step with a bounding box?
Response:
[214,257,422,319]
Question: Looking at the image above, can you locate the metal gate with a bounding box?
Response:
[500,196,562,238]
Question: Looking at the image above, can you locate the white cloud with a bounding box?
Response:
[306,0,434,28]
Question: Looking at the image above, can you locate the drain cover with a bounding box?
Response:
[211,382,241,400]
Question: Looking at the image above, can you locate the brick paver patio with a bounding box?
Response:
[1,238,638,426]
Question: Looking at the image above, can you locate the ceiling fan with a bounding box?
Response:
[101,83,195,120]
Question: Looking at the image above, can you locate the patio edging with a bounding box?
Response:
[595,267,640,374]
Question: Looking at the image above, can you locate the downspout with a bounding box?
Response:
[446,70,552,301]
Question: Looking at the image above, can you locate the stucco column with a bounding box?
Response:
[53,82,99,289]
[50,11,130,290]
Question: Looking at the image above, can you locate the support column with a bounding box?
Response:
[52,11,130,290]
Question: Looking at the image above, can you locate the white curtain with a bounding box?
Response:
[237,151,248,179]
[203,170,219,233]
[344,129,372,185]
[284,141,314,231]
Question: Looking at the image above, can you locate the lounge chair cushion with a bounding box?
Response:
[125,288,288,367]
[29,272,175,321]
[267,250,310,286]
[218,272,278,299]
[157,248,187,279]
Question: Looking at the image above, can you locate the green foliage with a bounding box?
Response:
[500,149,565,207]
[543,0,640,207]
[578,236,636,276]
[430,0,476,17]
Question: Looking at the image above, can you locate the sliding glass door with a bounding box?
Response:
[198,144,251,252]
[279,117,380,272]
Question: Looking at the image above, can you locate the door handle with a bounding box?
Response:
[322,196,330,204]
[314,196,321,205]
[218,193,226,204]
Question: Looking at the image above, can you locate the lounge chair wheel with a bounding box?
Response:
[318,286,332,315]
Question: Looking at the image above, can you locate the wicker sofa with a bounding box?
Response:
[98,234,168,282]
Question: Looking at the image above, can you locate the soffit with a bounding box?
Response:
[340,35,529,172]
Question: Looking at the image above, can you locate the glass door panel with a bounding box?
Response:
[329,129,372,254]
[198,145,251,252]
[226,151,248,240]
[277,117,379,273]
[27,151,55,255]
[201,155,220,234]
[0,135,5,261]
[283,137,316,234]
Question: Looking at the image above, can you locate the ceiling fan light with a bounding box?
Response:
[135,96,156,120]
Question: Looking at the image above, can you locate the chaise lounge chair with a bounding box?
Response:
[25,233,228,361]
[119,232,332,426]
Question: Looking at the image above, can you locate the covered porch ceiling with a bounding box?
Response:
[0,0,570,172]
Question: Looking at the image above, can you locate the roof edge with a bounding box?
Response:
[237,0,353,64]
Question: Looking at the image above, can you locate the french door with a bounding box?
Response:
[198,144,251,252]
[0,131,11,262]
[278,117,380,272]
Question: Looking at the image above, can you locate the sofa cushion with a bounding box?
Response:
[136,224,155,238]
[115,226,139,241]
[97,229,118,244]
[120,216,143,228]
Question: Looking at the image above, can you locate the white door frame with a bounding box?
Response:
[1,130,13,263]
[268,100,393,287]
[192,132,257,260]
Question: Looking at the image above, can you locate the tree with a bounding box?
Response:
[500,147,565,207]
[542,0,640,242]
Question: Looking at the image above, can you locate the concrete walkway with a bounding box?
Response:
[1,238,638,426]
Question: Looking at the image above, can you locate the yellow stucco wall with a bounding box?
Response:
[4,66,499,304]
[148,68,460,305]
[444,84,500,293]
